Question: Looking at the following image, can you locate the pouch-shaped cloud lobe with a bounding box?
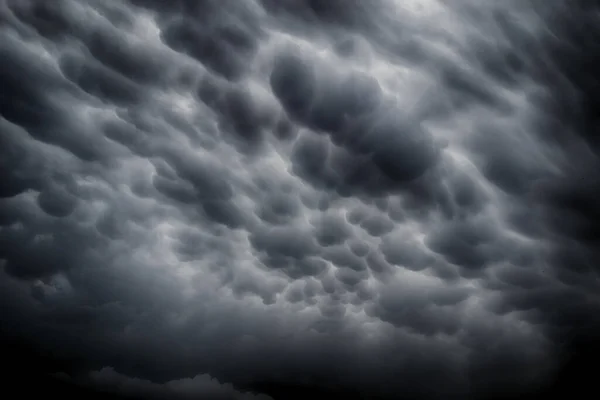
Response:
[1,1,599,399]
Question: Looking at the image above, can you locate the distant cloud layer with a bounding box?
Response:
[1,0,599,399]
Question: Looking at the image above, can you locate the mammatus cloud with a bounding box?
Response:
[1,0,599,399]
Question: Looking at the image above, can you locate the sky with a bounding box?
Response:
[0,0,599,399]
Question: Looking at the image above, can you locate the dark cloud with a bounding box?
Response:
[54,367,273,400]
[1,0,600,399]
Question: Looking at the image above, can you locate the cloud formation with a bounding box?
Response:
[54,368,273,400]
[1,0,599,399]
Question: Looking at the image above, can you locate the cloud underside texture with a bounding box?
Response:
[1,0,599,399]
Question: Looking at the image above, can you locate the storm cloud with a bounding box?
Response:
[1,0,599,399]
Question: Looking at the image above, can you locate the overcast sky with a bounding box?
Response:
[1,1,599,399]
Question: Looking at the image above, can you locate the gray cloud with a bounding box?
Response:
[1,0,599,399]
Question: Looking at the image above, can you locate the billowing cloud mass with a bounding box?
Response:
[1,0,599,399]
